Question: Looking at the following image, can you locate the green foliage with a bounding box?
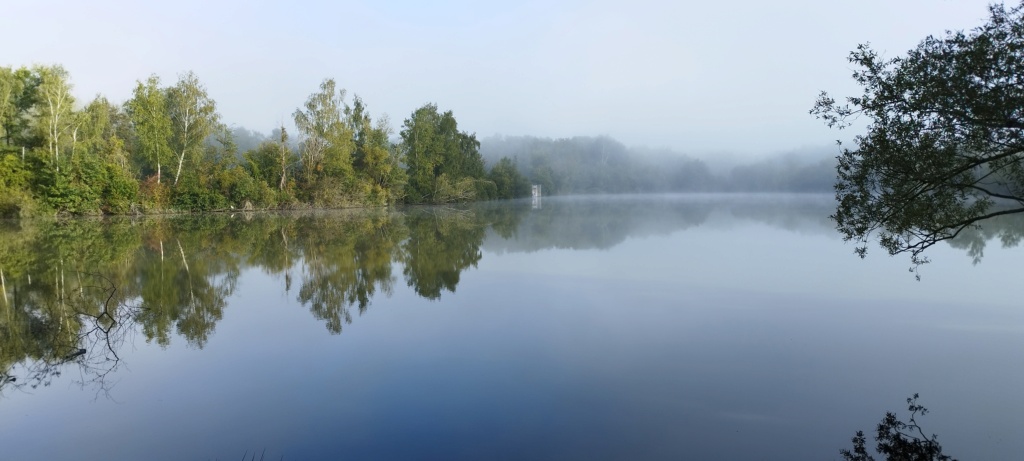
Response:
[126,75,173,183]
[33,155,106,215]
[32,65,75,172]
[473,178,498,201]
[0,152,29,191]
[139,176,170,211]
[432,173,479,203]
[167,71,219,186]
[400,103,487,203]
[243,141,297,207]
[102,163,139,214]
[215,164,275,209]
[289,81,413,207]
[171,174,228,212]
[294,212,404,333]
[812,3,1024,267]
[400,208,486,299]
[0,153,35,217]
[0,67,40,150]
[0,65,554,216]
[348,98,405,205]
[0,67,35,147]
[243,141,283,185]
[487,156,530,199]
[0,204,532,366]
[293,79,355,193]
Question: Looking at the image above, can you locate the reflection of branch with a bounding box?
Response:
[177,238,190,274]
[1,268,7,304]
[840,394,956,461]
[0,273,138,401]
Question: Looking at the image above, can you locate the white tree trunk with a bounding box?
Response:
[174,149,186,185]
[173,106,191,186]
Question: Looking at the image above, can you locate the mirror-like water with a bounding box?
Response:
[0,194,1021,460]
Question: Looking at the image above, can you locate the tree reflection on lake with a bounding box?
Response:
[2,195,1023,461]
[0,194,1016,400]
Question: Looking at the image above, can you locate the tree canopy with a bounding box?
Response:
[0,66,535,217]
[400,103,489,204]
[812,2,1024,267]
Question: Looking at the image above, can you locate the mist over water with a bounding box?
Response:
[0,194,1021,460]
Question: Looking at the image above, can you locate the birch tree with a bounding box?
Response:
[126,76,172,183]
[34,65,74,172]
[167,71,218,186]
[293,79,354,184]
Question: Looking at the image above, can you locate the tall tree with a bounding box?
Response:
[167,71,218,186]
[276,124,292,191]
[293,79,354,186]
[34,65,74,172]
[812,2,1024,268]
[400,103,486,203]
[79,96,120,164]
[347,96,405,204]
[126,76,173,183]
[0,67,24,147]
[80,96,137,214]
[0,66,39,149]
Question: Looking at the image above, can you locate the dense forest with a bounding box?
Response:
[0,65,532,217]
[0,64,834,218]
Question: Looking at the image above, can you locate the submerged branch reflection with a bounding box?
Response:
[0,273,135,400]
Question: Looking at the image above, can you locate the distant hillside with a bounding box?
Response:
[479,135,837,195]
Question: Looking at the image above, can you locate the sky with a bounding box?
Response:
[3,0,1001,156]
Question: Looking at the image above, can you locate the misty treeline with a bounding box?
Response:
[0,64,834,217]
[0,65,527,217]
[480,136,836,195]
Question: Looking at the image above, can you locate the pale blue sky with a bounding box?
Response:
[4,0,998,155]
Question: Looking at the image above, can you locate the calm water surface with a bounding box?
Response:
[0,194,1021,460]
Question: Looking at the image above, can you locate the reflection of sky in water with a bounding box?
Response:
[1,195,1022,460]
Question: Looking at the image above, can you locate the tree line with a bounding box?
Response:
[479,135,836,195]
[0,65,531,217]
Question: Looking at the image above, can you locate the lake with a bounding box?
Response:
[1,194,1022,460]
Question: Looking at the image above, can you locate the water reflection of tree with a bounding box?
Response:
[1,277,136,399]
[474,200,530,239]
[132,217,242,348]
[5,196,1019,401]
[294,211,405,334]
[0,220,139,398]
[400,208,487,300]
[945,211,1024,264]
[479,197,715,253]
